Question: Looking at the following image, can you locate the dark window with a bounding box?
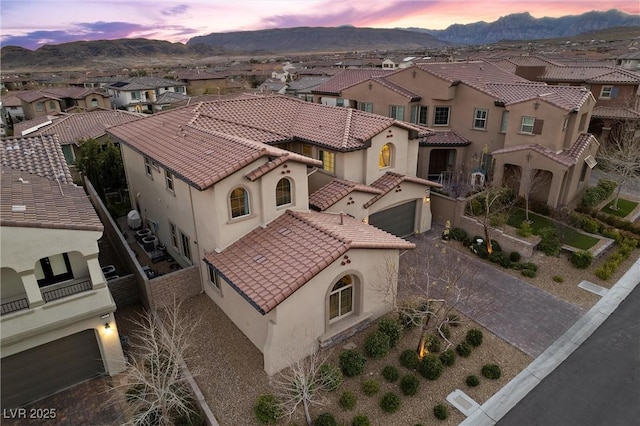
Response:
[36,253,73,287]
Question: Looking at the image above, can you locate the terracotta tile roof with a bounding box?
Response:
[1,95,23,107]
[312,68,395,95]
[107,76,186,91]
[1,134,73,184]
[488,83,591,111]
[1,167,103,232]
[492,134,597,168]
[14,88,107,103]
[244,152,321,181]
[14,91,60,103]
[367,77,421,101]
[309,179,383,211]
[204,210,414,314]
[176,70,226,81]
[364,172,441,208]
[592,106,640,120]
[540,66,640,83]
[419,130,471,147]
[14,115,60,137]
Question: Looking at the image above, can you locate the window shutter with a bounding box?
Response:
[611,87,619,98]
[533,119,544,135]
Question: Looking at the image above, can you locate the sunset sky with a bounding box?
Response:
[1,0,638,50]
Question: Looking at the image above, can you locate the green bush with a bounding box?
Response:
[518,221,533,237]
[399,349,420,370]
[399,374,420,396]
[537,227,561,256]
[382,365,400,382]
[364,331,391,359]
[254,394,282,425]
[581,179,617,209]
[521,268,537,278]
[339,350,367,377]
[522,262,538,272]
[361,380,380,396]
[314,413,337,426]
[552,275,565,283]
[450,227,468,241]
[379,392,401,413]
[466,329,484,347]
[456,342,472,357]
[440,325,451,339]
[581,216,600,234]
[418,354,444,380]
[339,391,357,410]
[509,251,522,262]
[433,404,449,420]
[446,314,461,327]
[570,250,593,269]
[594,238,638,280]
[465,375,480,387]
[439,349,455,367]
[351,415,371,426]
[378,317,403,348]
[427,335,441,353]
[319,364,343,391]
[481,364,502,380]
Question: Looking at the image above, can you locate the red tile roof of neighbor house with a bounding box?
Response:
[539,66,640,83]
[204,210,415,314]
[364,172,441,208]
[342,76,421,101]
[488,82,592,111]
[2,95,23,107]
[0,167,103,232]
[14,88,107,103]
[309,179,383,211]
[312,68,395,95]
[419,130,471,147]
[592,106,640,120]
[492,134,597,168]
[1,134,73,184]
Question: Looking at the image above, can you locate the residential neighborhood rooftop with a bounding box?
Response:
[1,134,73,184]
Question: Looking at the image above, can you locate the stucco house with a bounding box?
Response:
[12,87,111,120]
[0,135,125,408]
[107,76,187,113]
[107,95,437,374]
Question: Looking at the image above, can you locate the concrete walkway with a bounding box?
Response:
[460,256,640,425]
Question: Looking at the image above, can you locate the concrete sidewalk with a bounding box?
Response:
[460,256,640,425]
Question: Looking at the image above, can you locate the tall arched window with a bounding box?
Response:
[329,275,353,322]
[91,98,99,107]
[379,143,393,168]
[230,187,250,218]
[275,178,292,206]
[48,101,57,110]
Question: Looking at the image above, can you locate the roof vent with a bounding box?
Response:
[253,254,267,264]
[12,205,26,212]
[278,227,291,236]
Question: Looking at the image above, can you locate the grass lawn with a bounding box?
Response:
[507,208,599,250]
[601,198,638,218]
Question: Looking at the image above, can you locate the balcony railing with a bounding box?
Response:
[41,278,92,303]
[1,297,29,315]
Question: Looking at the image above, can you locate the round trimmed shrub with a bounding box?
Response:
[339,349,367,377]
[418,354,444,380]
[364,331,391,359]
[522,262,538,272]
[466,375,480,387]
[509,251,521,262]
[552,275,564,283]
[382,365,400,382]
[314,413,337,426]
[426,335,441,353]
[521,268,536,278]
[440,325,451,339]
[378,317,403,347]
[254,394,282,425]
[465,328,484,347]
[433,404,449,420]
[482,364,502,380]
[379,392,401,413]
[456,342,472,357]
[399,374,420,396]
[339,391,357,410]
[318,364,343,391]
[570,250,593,269]
[538,227,561,256]
[399,349,420,370]
[361,380,380,396]
[439,348,455,367]
[351,415,371,426]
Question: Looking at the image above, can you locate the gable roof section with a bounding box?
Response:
[488,83,591,111]
[592,106,640,120]
[1,167,103,232]
[419,130,471,147]
[364,172,441,209]
[309,179,383,211]
[348,77,420,101]
[312,68,395,95]
[492,134,597,168]
[14,87,106,103]
[539,66,640,84]
[1,134,73,184]
[204,210,415,314]
[107,76,185,91]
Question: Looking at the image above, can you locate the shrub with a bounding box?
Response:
[537,227,561,256]
[440,325,451,339]
[399,374,420,396]
[446,314,461,327]
[254,394,282,425]
[339,391,357,410]
[439,349,455,367]
[481,364,502,380]
[456,342,472,357]
[319,364,343,391]
[361,380,380,396]
[351,415,371,426]
[339,349,367,377]
[552,275,565,283]
[570,250,593,269]
[595,264,613,280]
[378,317,403,348]
[314,413,337,426]
[509,251,522,262]
[418,354,444,380]
[433,404,449,420]
[522,262,538,272]
[518,221,533,237]
[382,365,400,382]
[581,179,617,209]
[466,375,480,387]
[364,331,391,359]
[399,349,420,370]
[379,392,401,413]
[450,227,468,241]
[466,329,484,347]
[426,334,441,353]
[490,239,502,252]
[521,268,537,278]
[581,216,599,234]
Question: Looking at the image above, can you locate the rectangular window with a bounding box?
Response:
[61,145,75,165]
[302,144,312,157]
[520,116,535,134]
[473,108,488,129]
[579,162,588,183]
[599,86,613,99]
[358,102,373,113]
[165,169,174,192]
[410,105,428,124]
[169,222,179,248]
[320,150,335,173]
[562,117,569,131]
[389,105,405,120]
[144,157,153,177]
[180,232,191,264]
[208,265,221,290]
[433,106,450,126]
[336,98,345,107]
[176,86,185,93]
[131,91,141,100]
[500,111,509,133]
[35,253,73,287]
[35,102,44,112]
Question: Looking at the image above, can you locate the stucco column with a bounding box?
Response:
[492,159,505,186]
[96,316,126,375]
[547,171,565,208]
[20,271,44,307]
[418,193,433,232]
[87,255,107,289]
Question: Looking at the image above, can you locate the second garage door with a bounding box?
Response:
[369,200,417,237]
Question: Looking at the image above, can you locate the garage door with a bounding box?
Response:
[369,200,417,237]
[1,330,105,408]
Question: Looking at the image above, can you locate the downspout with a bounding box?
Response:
[188,185,205,294]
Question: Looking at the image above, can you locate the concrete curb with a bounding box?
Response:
[460,257,640,425]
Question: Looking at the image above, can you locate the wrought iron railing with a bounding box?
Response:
[1,297,29,315]
[41,279,92,303]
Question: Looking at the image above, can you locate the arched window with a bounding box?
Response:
[275,178,292,206]
[230,187,250,218]
[48,101,57,110]
[91,98,99,107]
[329,275,353,322]
[379,143,392,168]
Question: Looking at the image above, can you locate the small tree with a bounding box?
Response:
[516,156,552,223]
[467,185,516,254]
[75,138,126,199]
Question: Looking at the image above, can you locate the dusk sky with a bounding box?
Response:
[1,0,638,50]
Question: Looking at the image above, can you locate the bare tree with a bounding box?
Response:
[467,185,516,254]
[110,301,202,426]
[516,154,552,223]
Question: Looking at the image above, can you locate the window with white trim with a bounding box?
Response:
[165,169,174,192]
[91,98,99,107]
[276,178,292,206]
[329,275,353,322]
[180,231,191,263]
[500,111,509,133]
[599,85,613,99]
[358,102,373,112]
[410,105,428,124]
[36,102,44,112]
[144,157,153,177]
[389,105,405,120]
[433,106,450,126]
[230,187,250,218]
[473,108,488,130]
[520,116,535,134]
[379,143,392,168]
[169,222,179,248]
[320,150,335,174]
[208,264,221,290]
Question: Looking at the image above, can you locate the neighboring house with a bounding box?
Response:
[285,75,333,101]
[175,70,228,96]
[312,68,395,107]
[382,57,416,70]
[1,94,25,121]
[615,50,640,71]
[257,78,288,94]
[107,76,187,113]
[107,95,438,374]
[0,135,125,408]
[11,87,111,120]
